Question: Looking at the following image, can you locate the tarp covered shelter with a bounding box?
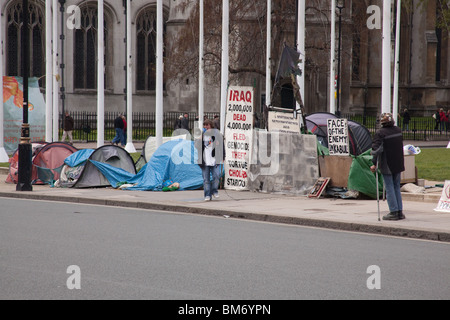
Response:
[63,145,137,188]
[306,112,372,156]
[93,139,203,191]
[6,142,78,185]
[346,149,384,199]
[135,134,189,172]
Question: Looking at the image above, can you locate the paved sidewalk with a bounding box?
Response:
[1,168,448,242]
[1,139,448,242]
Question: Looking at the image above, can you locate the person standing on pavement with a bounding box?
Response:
[61,111,75,145]
[121,115,127,146]
[195,119,224,201]
[370,113,405,221]
[447,109,450,132]
[401,108,410,131]
[174,115,183,130]
[433,108,440,130]
[181,113,189,131]
[112,114,125,147]
[213,115,220,131]
[439,108,448,132]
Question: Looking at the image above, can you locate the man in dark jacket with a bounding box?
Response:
[401,108,410,131]
[370,113,405,220]
[112,114,125,147]
[61,111,75,145]
[181,113,189,131]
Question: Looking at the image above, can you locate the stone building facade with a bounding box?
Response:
[1,0,448,117]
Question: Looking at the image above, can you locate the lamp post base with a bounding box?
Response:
[16,141,33,192]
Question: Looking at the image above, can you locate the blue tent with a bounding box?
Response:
[91,139,203,191]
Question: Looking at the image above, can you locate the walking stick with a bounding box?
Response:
[375,157,381,221]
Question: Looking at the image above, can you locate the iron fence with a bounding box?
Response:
[344,114,450,141]
[59,111,450,143]
[60,111,221,142]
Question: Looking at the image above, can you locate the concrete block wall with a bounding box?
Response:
[248,131,319,195]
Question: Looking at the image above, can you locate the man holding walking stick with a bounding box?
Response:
[370,113,405,221]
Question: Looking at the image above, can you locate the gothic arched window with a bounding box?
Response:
[74,3,112,90]
[135,6,167,91]
[6,0,45,84]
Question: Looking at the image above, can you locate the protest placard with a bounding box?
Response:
[224,86,254,190]
[434,180,450,213]
[268,111,301,134]
[327,118,349,156]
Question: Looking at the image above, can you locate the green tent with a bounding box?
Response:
[316,142,383,199]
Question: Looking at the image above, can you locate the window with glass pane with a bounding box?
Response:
[74,4,109,90]
[6,1,44,86]
[136,7,166,91]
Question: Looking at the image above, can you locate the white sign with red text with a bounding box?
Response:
[224,86,254,190]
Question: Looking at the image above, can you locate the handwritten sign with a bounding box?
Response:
[268,111,301,134]
[224,86,254,191]
[434,180,450,213]
[327,118,349,156]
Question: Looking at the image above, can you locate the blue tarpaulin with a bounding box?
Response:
[90,140,203,191]
[64,149,95,167]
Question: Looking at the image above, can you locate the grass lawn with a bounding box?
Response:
[415,148,450,181]
[1,147,449,182]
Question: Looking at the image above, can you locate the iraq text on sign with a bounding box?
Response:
[327,118,349,156]
[224,86,254,190]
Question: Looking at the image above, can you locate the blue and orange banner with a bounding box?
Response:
[2,76,46,155]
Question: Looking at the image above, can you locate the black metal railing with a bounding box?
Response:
[59,112,450,142]
[344,114,450,141]
[59,111,221,142]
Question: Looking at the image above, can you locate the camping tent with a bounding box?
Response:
[6,142,78,185]
[65,145,137,188]
[135,134,188,171]
[90,139,203,191]
[306,112,372,156]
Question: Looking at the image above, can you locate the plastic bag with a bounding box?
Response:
[403,144,421,155]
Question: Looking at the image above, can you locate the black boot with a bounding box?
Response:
[398,210,405,220]
[382,211,400,221]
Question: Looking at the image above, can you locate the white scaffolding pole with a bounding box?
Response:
[265,0,272,107]
[297,0,305,110]
[155,0,164,148]
[125,0,136,153]
[382,0,392,114]
[97,0,105,148]
[220,0,229,134]
[45,0,53,142]
[329,0,336,114]
[393,0,401,123]
[52,0,59,141]
[198,0,205,130]
[0,4,8,162]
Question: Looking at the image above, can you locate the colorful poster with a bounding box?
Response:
[224,86,254,191]
[3,77,46,154]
